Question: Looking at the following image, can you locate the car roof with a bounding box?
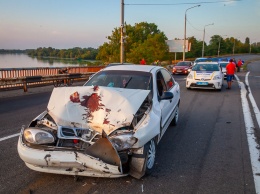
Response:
[197,62,219,65]
[103,64,161,73]
[106,63,134,67]
[195,57,207,61]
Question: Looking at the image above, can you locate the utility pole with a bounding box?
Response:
[218,35,227,57]
[120,0,124,63]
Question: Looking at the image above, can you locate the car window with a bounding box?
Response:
[193,64,220,71]
[160,69,174,90]
[156,71,167,97]
[220,63,228,67]
[176,62,191,66]
[84,70,152,90]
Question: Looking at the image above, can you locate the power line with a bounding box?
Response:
[186,18,203,31]
[125,0,242,6]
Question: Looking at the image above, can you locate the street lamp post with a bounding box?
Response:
[218,35,227,57]
[183,5,200,61]
[202,23,214,57]
[120,0,124,63]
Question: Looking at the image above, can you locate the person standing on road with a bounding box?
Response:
[226,59,236,89]
[237,59,243,72]
[140,58,146,65]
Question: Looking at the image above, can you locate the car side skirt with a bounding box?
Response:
[158,103,178,142]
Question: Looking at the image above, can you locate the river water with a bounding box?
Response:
[0,54,96,68]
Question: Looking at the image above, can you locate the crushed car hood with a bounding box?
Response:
[47,86,150,134]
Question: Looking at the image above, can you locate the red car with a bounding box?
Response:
[172,61,193,74]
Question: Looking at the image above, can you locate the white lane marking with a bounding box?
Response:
[245,72,260,128]
[0,133,20,142]
[236,74,260,193]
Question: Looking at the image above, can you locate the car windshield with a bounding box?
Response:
[195,58,207,63]
[176,62,190,66]
[219,63,228,68]
[84,70,152,90]
[192,64,220,71]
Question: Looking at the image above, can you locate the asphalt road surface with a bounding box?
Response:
[0,54,260,194]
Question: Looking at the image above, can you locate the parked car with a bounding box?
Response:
[219,61,229,79]
[172,61,193,74]
[193,57,207,66]
[18,65,180,179]
[186,62,223,91]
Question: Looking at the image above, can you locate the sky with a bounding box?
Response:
[0,0,259,49]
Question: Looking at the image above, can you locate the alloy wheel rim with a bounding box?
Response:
[147,140,156,169]
[175,107,179,122]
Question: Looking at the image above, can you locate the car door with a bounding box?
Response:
[156,69,179,135]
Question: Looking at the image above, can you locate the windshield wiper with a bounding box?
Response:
[124,77,132,88]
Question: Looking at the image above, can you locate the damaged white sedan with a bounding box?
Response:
[18,65,180,179]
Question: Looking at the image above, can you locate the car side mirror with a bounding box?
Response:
[160,91,174,100]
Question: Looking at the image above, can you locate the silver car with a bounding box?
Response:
[18,65,180,179]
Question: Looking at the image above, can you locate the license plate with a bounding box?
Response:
[177,70,182,72]
[196,82,208,85]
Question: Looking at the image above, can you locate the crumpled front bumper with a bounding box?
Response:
[17,135,126,178]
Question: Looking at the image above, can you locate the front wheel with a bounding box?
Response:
[144,139,157,175]
[170,105,179,126]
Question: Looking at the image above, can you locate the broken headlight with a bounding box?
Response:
[23,128,55,144]
[110,133,137,151]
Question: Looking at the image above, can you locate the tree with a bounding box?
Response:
[243,37,250,53]
[96,22,169,64]
[207,35,221,56]
[187,36,203,58]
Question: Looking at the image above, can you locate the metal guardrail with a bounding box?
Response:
[0,66,104,78]
[0,73,94,92]
[0,66,104,92]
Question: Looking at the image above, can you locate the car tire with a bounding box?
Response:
[170,105,179,126]
[144,138,157,175]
